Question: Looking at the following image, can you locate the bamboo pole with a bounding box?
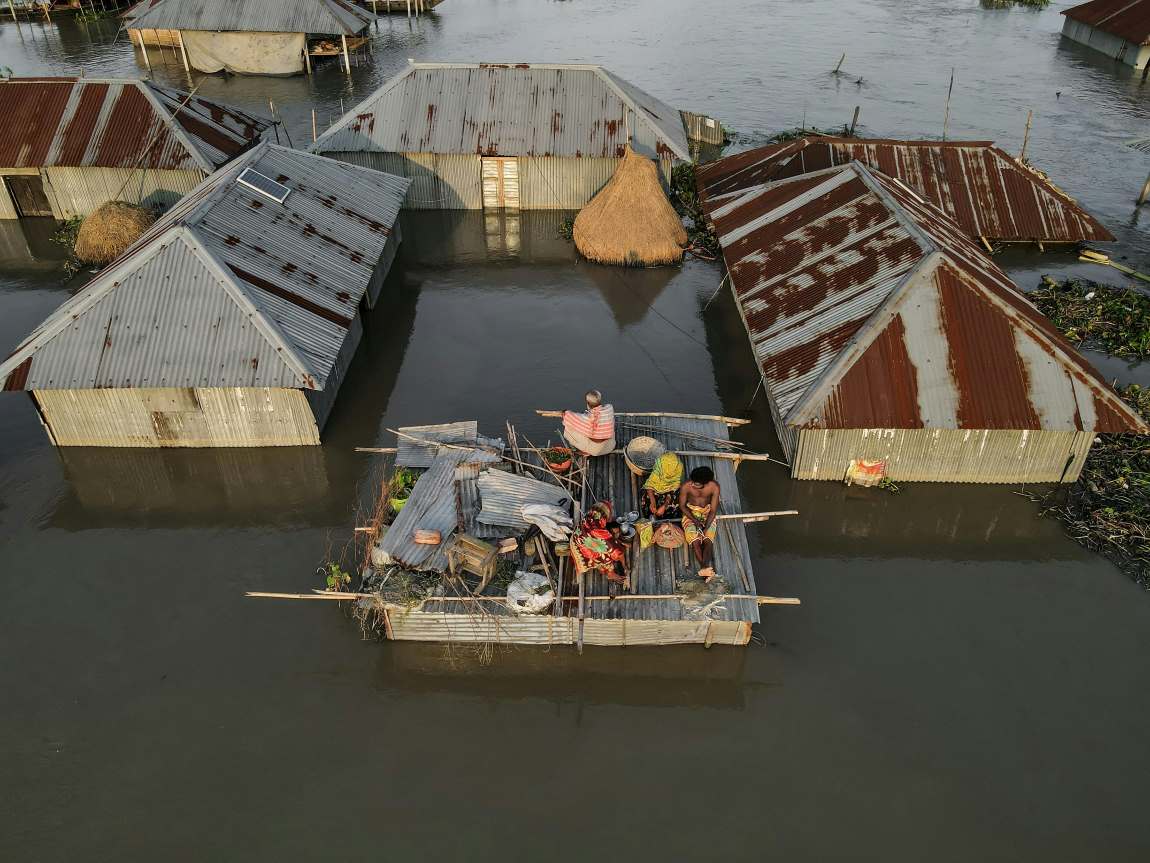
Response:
[1138,171,1150,206]
[352,511,795,534]
[1019,109,1033,162]
[245,591,801,606]
[342,34,351,74]
[311,108,317,143]
[177,29,189,73]
[537,409,750,426]
[139,32,151,69]
[9,1,17,22]
[304,41,312,75]
[942,67,954,141]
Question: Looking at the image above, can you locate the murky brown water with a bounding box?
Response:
[3,4,1150,861]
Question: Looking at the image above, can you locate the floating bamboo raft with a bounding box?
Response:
[253,412,798,650]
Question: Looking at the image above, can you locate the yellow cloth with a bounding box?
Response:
[643,452,683,494]
[682,503,717,544]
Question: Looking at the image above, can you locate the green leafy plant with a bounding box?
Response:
[323,562,352,592]
[1031,277,1150,360]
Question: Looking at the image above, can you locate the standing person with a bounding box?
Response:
[562,390,616,457]
[679,466,720,581]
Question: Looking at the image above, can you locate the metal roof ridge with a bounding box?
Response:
[592,66,690,160]
[310,63,419,151]
[145,82,272,148]
[708,164,848,220]
[134,79,216,173]
[784,251,944,428]
[0,228,192,379]
[180,227,322,389]
[850,161,939,256]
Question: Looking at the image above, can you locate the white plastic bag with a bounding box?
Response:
[506,571,555,615]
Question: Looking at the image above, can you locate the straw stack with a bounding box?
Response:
[74,202,155,265]
[573,146,688,266]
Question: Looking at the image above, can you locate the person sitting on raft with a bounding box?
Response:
[641,452,683,520]
[562,390,616,457]
[570,501,630,589]
[679,466,721,582]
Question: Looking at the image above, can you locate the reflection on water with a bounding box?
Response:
[0,218,67,270]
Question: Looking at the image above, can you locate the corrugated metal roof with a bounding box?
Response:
[311,63,691,161]
[1063,0,1150,45]
[697,137,1114,244]
[0,78,270,172]
[129,0,373,34]
[1127,136,1150,154]
[713,162,1146,435]
[476,469,573,532]
[0,143,409,392]
[396,421,479,467]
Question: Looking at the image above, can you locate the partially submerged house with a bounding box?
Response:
[127,0,376,75]
[706,162,1146,483]
[123,0,179,47]
[696,137,1114,245]
[311,62,699,210]
[1061,0,1150,70]
[0,77,270,219]
[0,143,410,447]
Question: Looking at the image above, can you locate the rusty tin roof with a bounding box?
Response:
[697,137,1114,244]
[0,77,271,172]
[311,62,691,161]
[1062,0,1150,45]
[0,143,409,393]
[710,162,1145,434]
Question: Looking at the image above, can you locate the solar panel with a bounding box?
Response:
[236,167,291,203]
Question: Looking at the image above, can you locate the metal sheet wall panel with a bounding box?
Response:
[1062,0,1150,45]
[518,156,618,209]
[35,386,320,447]
[0,182,18,219]
[792,427,1094,483]
[302,312,362,430]
[42,167,204,219]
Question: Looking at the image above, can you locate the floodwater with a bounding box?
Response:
[2,3,1150,861]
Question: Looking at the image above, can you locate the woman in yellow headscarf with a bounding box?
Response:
[641,452,683,520]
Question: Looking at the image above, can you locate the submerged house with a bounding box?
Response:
[0,143,409,447]
[311,62,697,210]
[0,77,270,220]
[1061,0,1150,70]
[128,0,375,75]
[696,137,1114,245]
[705,162,1146,483]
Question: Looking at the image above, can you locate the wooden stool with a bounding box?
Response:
[446,533,499,594]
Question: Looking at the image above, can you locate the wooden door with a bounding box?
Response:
[481,157,519,210]
[5,176,52,218]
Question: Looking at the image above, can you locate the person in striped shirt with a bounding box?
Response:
[562,390,616,457]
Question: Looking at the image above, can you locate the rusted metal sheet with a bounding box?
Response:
[1062,0,1150,45]
[697,137,1114,244]
[713,162,1146,460]
[41,167,203,219]
[0,78,270,172]
[0,144,410,396]
[312,63,691,163]
[130,0,374,34]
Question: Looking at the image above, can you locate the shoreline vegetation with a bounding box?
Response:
[1030,277,1150,583]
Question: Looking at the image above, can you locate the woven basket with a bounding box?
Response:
[623,436,666,476]
[653,522,685,549]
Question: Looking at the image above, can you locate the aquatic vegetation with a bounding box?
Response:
[670,162,720,258]
[767,125,857,144]
[322,562,352,592]
[1030,277,1150,360]
[980,0,1049,8]
[1035,386,1150,585]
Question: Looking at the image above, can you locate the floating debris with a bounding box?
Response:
[1031,277,1150,360]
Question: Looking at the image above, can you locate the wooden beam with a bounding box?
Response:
[537,409,750,426]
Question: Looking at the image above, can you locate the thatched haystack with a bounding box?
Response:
[74,202,155,265]
[573,147,688,266]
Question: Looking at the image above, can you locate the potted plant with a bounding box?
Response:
[542,446,573,474]
[390,468,417,513]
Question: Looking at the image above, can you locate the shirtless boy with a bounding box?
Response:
[679,466,721,581]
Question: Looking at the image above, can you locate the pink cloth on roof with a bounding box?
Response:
[563,404,615,442]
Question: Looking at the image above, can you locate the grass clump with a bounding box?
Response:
[1031,277,1150,360]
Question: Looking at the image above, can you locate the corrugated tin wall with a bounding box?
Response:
[42,167,204,219]
[517,156,618,209]
[0,181,17,219]
[365,221,401,308]
[303,314,362,432]
[791,427,1094,483]
[34,386,321,447]
[681,110,725,146]
[327,151,650,210]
